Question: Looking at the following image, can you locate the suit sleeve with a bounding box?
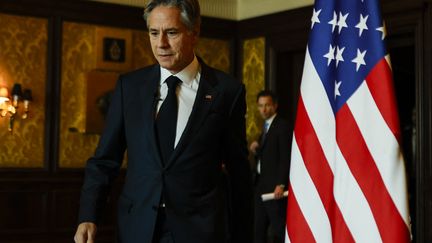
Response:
[78,77,126,224]
[223,84,254,243]
[277,120,292,187]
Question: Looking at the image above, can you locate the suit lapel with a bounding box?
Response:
[167,63,218,167]
[261,116,278,148]
[141,66,163,167]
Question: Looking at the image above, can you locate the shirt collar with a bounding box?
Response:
[265,113,277,127]
[160,55,200,86]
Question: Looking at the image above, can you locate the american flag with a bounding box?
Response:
[285,0,411,242]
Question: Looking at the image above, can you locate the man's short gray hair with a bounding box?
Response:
[143,0,201,32]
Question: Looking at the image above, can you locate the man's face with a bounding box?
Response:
[147,6,198,74]
[257,96,277,120]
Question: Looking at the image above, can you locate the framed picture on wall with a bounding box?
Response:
[95,26,132,71]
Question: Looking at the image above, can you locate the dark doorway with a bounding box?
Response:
[388,42,416,241]
[269,49,305,127]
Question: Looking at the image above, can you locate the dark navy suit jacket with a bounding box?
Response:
[78,61,253,243]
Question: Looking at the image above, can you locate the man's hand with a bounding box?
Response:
[273,185,285,200]
[74,222,97,243]
[249,141,260,154]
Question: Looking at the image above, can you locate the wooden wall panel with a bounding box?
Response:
[0,191,48,231]
[51,190,81,229]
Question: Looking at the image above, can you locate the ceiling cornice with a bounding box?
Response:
[90,0,313,20]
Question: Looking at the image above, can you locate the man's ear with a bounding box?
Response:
[190,24,200,41]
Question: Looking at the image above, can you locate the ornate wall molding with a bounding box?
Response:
[91,0,313,20]
[91,0,238,20]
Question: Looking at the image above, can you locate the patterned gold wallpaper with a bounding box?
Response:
[242,37,265,145]
[0,13,47,168]
[59,23,232,168]
[196,37,231,73]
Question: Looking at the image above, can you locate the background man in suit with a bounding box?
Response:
[74,0,253,242]
[249,90,291,243]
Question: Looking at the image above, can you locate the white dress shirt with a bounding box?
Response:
[265,113,277,130]
[157,55,201,147]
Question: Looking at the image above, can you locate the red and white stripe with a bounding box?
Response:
[286,48,410,242]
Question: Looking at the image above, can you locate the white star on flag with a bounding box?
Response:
[335,80,342,98]
[355,14,369,37]
[328,11,338,33]
[335,46,345,67]
[352,48,367,71]
[337,12,349,34]
[311,8,322,29]
[376,22,387,40]
[324,44,335,66]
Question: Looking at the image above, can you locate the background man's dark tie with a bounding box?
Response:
[260,121,269,145]
[256,121,269,174]
[155,75,181,165]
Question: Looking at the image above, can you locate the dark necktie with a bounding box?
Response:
[155,75,181,165]
[257,122,269,174]
[260,121,269,145]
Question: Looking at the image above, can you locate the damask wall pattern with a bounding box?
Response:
[242,37,265,146]
[196,37,231,74]
[131,31,157,70]
[0,13,47,168]
[59,22,98,168]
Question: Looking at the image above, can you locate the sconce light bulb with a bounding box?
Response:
[0,87,8,98]
[0,84,32,128]
[23,100,30,108]
[8,105,16,114]
[12,95,19,107]
[0,97,9,104]
[22,100,30,119]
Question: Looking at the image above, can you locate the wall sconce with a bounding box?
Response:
[0,83,32,132]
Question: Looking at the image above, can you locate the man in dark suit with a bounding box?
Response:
[249,90,291,243]
[74,0,253,242]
